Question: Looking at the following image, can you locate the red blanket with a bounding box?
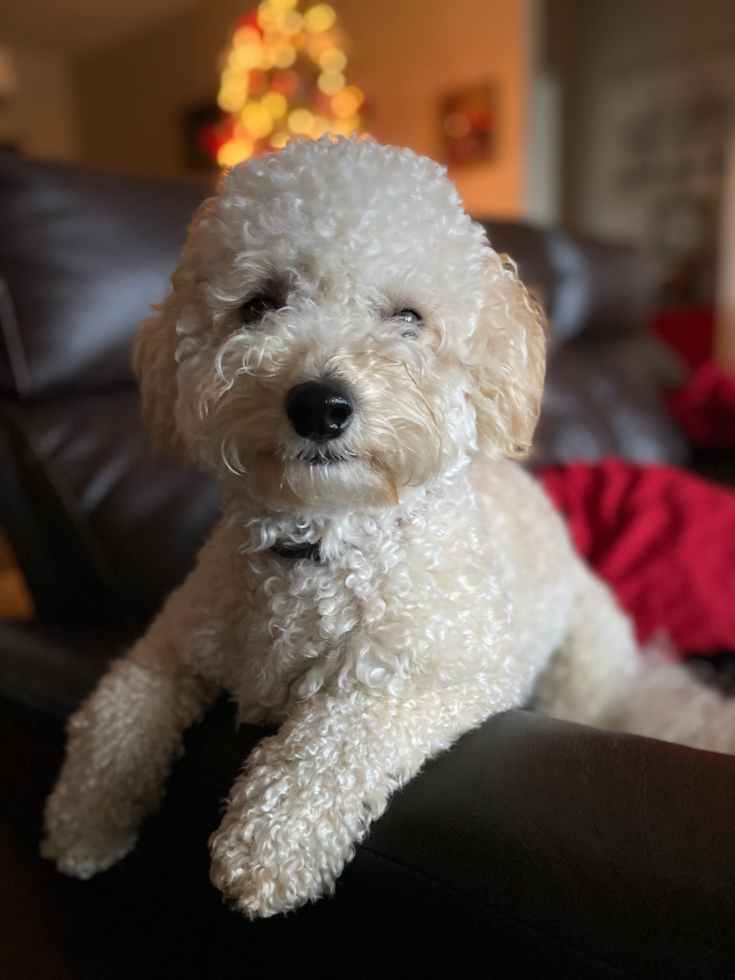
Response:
[540,460,735,656]
[665,361,735,449]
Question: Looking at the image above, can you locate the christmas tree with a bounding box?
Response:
[202,0,365,168]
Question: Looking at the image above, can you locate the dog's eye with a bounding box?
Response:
[239,294,281,326]
[390,308,423,338]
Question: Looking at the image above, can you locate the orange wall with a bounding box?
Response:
[339,0,531,217]
[72,0,531,218]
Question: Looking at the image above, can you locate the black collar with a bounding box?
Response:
[270,540,324,563]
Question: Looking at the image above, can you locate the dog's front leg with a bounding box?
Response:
[209,684,502,918]
[41,617,218,879]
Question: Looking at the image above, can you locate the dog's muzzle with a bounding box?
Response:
[285,380,353,442]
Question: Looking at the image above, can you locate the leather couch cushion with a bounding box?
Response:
[1,389,220,630]
[481,223,687,466]
[570,235,658,338]
[0,152,209,399]
[0,620,125,713]
[483,223,660,347]
[533,335,689,467]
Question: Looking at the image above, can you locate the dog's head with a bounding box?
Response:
[134,137,545,514]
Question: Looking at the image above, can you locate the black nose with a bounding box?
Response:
[285,381,354,441]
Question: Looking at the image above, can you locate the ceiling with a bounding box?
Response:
[0,0,198,53]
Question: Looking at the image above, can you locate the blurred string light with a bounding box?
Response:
[201,0,367,168]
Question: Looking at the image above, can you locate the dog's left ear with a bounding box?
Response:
[467,249,546,460]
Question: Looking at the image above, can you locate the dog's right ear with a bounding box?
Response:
[133,196,219,462]
[133,293,189,462]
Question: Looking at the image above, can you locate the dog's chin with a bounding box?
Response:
[295,446,359,467]
[250,451,401,512]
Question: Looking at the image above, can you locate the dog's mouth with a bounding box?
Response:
[295,446,359,467]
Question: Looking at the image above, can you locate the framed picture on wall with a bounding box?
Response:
[440,82,498,169]
[588,48,735,304]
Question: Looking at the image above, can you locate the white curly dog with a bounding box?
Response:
[42,136,735,918]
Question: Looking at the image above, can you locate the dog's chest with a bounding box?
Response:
[226,505,508,724]
[231,545,404,721]
[255,555,369,657]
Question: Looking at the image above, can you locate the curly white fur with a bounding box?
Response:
[41,137,735,918]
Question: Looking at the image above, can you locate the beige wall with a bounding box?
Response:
[341,0,531,218]
[72,0,532,218]
[0,45,78,160]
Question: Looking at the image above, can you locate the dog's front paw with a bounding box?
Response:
[208,802,350,918]
[41,821,137,879]
[41,785,138,879]
[208,823,329,919]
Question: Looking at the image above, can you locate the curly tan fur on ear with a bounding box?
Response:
[468,250,546,460]
[133,290,189,462]
[133,197,219,463]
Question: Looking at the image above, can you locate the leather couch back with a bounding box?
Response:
[0,153,687,631]
[0,156,219,629]
[1,152,660,405]
[481,222,659,345]
[0,152,209,400]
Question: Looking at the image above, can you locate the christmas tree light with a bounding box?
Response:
[201,0,365,168]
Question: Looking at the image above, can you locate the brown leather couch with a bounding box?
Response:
[1,152,733,980]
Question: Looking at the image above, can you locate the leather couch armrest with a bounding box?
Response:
[361,708,735,978]
[3,678,733,978]
[76,702,733,980]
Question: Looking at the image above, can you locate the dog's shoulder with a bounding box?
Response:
[468,458,545,510]
[468,458,572,555]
